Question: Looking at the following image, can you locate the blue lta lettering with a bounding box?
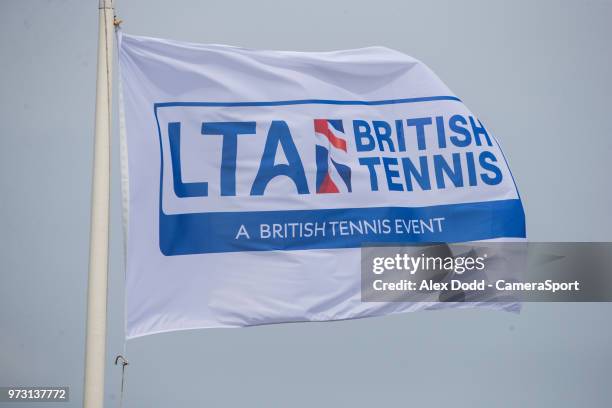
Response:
[168,120,308,197]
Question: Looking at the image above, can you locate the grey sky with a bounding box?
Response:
[1,0,611,407]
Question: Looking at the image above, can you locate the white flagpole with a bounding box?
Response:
[84,1,115,407]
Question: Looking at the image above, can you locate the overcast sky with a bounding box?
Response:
[1,0,611,407]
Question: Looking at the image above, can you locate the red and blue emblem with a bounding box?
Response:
[313,119,352,194]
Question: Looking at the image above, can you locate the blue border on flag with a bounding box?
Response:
[153,96,525,255]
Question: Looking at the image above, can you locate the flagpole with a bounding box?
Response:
[84,1,115,407]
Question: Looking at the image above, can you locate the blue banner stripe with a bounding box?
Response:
[159,199,526,255]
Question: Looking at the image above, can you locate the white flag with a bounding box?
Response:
[118,33,525,338]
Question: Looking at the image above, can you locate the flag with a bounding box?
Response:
[118,33,525,338]
[313,119,352,193]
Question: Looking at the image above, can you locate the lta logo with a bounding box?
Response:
[313,119,352,194]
